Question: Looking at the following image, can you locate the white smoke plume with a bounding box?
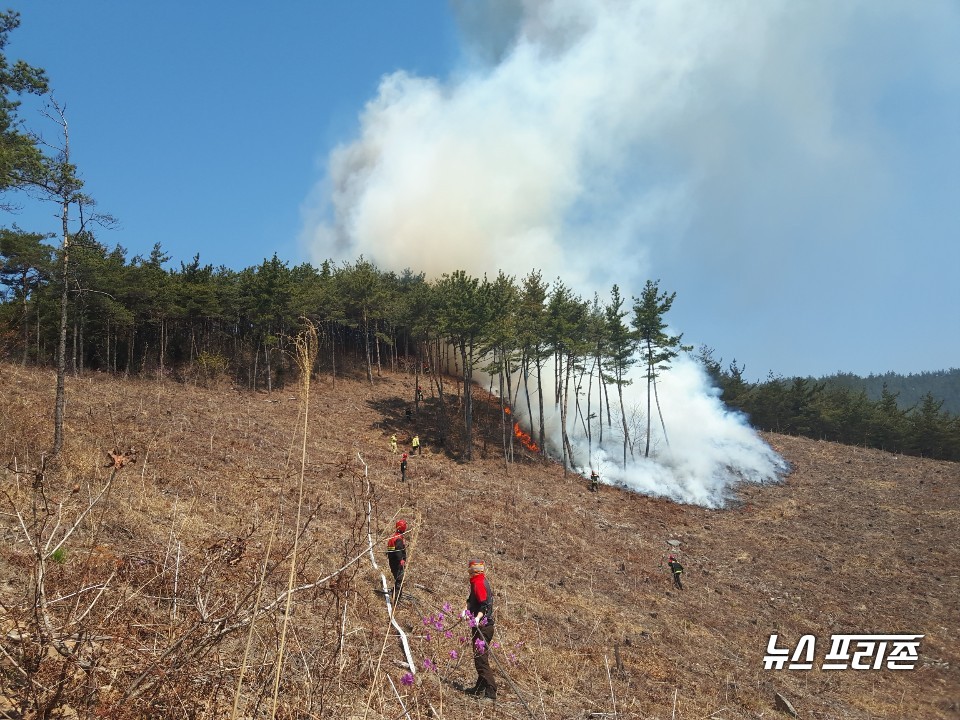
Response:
[302,0,744,285]
[298,0,945,503]
[526,356,789,508]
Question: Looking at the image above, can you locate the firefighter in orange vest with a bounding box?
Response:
[386,519,408,604]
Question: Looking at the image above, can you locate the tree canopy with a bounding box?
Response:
[0,10,48,202]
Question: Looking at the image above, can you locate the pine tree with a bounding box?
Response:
[908,392,950,458]
[37,102,115,456]
[0,227,52,364]
[435,270,493,461]
[480,271,520,463]
[0,10,48,204]
[870,383,907,452]
[546,280,588,472]
[583,293,610,457]
[603,285,637,467]
[336,257,386,386]
[516,271,550,454]
[631,280,689,458]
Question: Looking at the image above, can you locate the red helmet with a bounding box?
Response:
[396,519,407,533]
[468,559,485,576]
[668,555,675,561]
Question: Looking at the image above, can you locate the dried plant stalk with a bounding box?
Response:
[270,321,319,718]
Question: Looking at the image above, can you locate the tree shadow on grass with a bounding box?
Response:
[366,395,458,459]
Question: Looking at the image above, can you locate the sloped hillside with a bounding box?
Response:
[0,363,956,719]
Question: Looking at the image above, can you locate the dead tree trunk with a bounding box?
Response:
[52,189,69,456]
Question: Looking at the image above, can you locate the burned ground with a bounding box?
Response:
[0,363,957,719]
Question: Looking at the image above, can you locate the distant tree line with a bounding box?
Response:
[0,229,690,468]
[2,223,956,465]
[817,369,960,416]
[698,348,960,462]
[3,228,957,464]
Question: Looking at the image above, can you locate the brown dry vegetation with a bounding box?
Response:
[0,360,957,719]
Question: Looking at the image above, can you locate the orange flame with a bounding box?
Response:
[513,422,540,453]
[503,404,537,452]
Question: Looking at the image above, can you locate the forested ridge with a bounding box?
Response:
[699,350,960,461]
[817,368,960,415]
[1,231,959,462]
[0,225,695,464]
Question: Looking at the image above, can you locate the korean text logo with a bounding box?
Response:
[763,634,923,671]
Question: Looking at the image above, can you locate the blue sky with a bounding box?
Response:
[8,1,458,267]
[5,1,959,381]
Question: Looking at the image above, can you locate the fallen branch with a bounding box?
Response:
[358,451,419,720]
[604,654,618,719]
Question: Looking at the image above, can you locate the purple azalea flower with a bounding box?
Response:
[479,616,488,627]
[467,615,477,628]
[400,672,415,686]
[507,652,518,665]
[449,649,458,659]
[474,637,487,654]
[423,657,437,672]
[424,632,432,642]
[492,641,501,649]
[458,636,467,645]
[422,616,431,626]
[434,619,444,631]
[442,601,452,614]
[444,630,453,639]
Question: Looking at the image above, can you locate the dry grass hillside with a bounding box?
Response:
[0,361,957,719]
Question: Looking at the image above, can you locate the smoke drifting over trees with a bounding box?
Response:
[301,0,960,379]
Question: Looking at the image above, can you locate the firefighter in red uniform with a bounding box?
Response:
[464,559,497,700]
[386,520,407,604]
